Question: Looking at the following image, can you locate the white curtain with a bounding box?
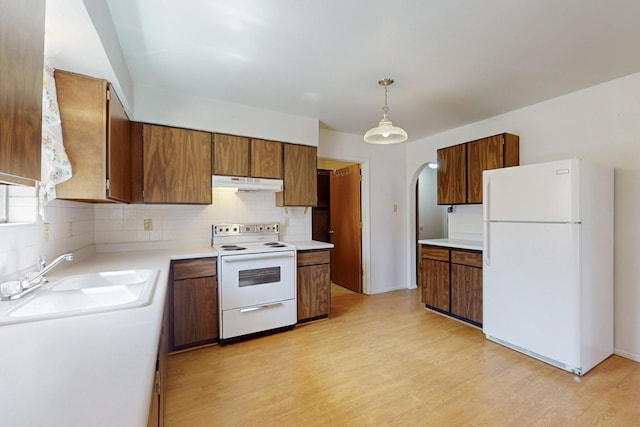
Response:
[39,61,72,220]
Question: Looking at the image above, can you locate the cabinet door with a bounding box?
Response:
[451,264,482,324]
[297,263,330,321]
[144,125,212,204]
[250,139,283,179]
[279,144,317,206]
[172,276,218,348]
[0,0,45,183]
[466,135,504,204]
[422,259,450,311]
[213,134,249,176]
[437,144,466,205]
[55,71,109,200]
[106,84,131,202]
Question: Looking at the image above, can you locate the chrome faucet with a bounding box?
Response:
[0,253,74,301]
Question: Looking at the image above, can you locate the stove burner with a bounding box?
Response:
[264,242,287,248]
[221,245,246,251]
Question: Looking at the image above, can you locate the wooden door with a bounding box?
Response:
[143,125,212,204]
[451,264,483,324]
[437,144,466,205]
[106,84,131,202]
[312,169,331,242]
[330,164,362,293]
[250,139,283,178]
[213,134,249,176]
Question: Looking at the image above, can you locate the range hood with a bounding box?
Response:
[212,175,283,192]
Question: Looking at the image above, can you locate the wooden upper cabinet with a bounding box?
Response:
[0,0,45,183]
[213,134,249,176]
[437,133,519,205]
[143,124,212,204]
[466,133,519,203]
[250,139,283,179]
[55,70,132,202]
[437,143,466,205]
[277,144,317,207]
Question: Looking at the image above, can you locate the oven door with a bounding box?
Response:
[219,251,296,310]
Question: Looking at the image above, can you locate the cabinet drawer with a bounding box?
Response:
[421,246,450,262]
[173,258,217,280]
[297,250,330,267]
[451,250,482,268]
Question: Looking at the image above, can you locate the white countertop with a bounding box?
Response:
[0,246,217,427]
[290,240,334,251]
[418,238,483,251]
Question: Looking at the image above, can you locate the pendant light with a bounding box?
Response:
[364,78,408,144]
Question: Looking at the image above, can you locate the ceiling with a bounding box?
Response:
[53,0,640,141]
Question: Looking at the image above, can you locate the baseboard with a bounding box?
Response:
[614,348,640,363]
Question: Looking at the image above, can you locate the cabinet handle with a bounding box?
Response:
[239,302,283,313]
[222,252,295,263]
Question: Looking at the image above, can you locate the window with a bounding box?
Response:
[0,184,7,223]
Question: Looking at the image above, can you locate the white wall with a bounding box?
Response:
[318,129,407,294]
[417,167,447,239]
[405,71,640,361]
[134,85,319,146]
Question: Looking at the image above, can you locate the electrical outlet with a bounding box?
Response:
[43,223,49,242]
[393,204,398,212]
[68,221,73,238]
[144,219,153,231]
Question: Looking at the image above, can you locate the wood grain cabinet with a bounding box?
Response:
[55,70,132,202]
[250,138,283,179]
[213,134,249,176]
[169,258,218,351]
[212,134,283,179]
[297,249,331,322]
[450,250,483,325]
[0,0,45,184]
[276,143,318,207]
[421,245,483,326]
[421,246,450,312]
[437,133,519,205]
[143,124,212,204]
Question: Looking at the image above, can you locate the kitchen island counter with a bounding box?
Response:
[290,240,334,251]
[418,238,482,251]
[0,246,216,427]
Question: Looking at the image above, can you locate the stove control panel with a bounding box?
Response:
[213,223,279,236]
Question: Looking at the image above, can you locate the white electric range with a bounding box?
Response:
[212,223,297,343]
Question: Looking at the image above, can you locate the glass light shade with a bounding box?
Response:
[364,117,408,144]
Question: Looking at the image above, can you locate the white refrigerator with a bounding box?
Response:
[482,159,613,375]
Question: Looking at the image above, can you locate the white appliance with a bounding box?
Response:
[482,159,613,375]
[212,175,283,192]
[212,223,296,343]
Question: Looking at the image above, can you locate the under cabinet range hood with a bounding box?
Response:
[212,175,283,192]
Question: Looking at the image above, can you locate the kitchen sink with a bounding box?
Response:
[0,269,158,325]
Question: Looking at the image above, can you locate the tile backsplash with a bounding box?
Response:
[95,190,310,247]
[0,189,310,279]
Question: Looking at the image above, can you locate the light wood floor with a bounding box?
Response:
[165,289,640,426]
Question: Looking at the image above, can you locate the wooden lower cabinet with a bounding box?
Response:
[421,245,482,326]
[297,249,331,322]
[169,258,218,351]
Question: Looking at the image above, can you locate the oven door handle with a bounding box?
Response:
[239,302,284,313]
[221,252,295,263]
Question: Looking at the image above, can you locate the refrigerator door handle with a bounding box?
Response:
[483,176,490,221]
[484,221,490,266]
